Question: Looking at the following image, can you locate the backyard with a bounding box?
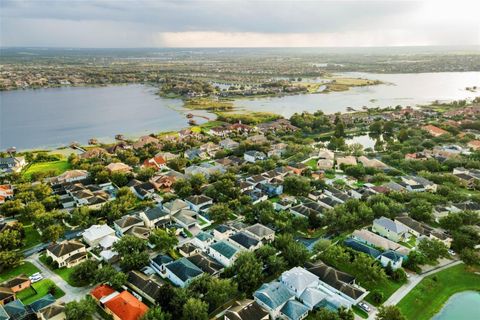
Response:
[0,261,39,282]
[39,254,81,287]
[22,160,71,180]
[397,263,480,320]
[17,279,65,305]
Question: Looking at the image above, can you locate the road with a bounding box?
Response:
[26,253,92,303]
[366,260,463,320]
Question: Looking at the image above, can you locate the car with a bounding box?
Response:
[358,302,371,312]
[448,250,456,256]
[29,274,43,283]
[180,231,188,238]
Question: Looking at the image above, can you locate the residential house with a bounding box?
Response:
[220,138,240,150]
[200,142,221,157]
[128,178,156,200]
[372,217,409,242]
[244,151,267,163]
[228,232,261,251]
[82,224,116,247]
[336,156,357,169]
[46,240,87,268]
[114,215,144,236]
[61,182,115,209]
[223,299,269,320]
[191,231,215,251]
[2,300,27,319]
[185,163,226,177]
[184,148,208,161]
[0,275,30,293]
[178,243,201,257]
[125,226,150,240]
[187,253,223,276]
[208,240,241,267]
[317,149,334,160]
[106,162,132,174]
[253,282,295,320]
[150,174,175,192]
[79,147,109,160]
[352,229,410,256]
[91,285,149,320]
[268,143,288,158]
[185,195,213,212]
[357,156,388,170]
[344,239,403,270]
[139,206,170,228]
[50,170,88,184]
[164,258,203,287]
[244,223,275,243]
[213,225,235,241]
[0,157,26,173]
[126,271,162,304]
[133,135,161,150]
[142,156,167,171]
[150,254,174,276]
[280,267,319,298]
[247,135,268,145]
[316,159,334,170]
[401,175,437,192]
[0,287,15,306]
[422,125,449,137]
[0,184,13,204]
[37,303,66,320]
[163,199,189,215]
[173,209,200,229]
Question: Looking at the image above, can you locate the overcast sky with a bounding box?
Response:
[1,0,479,48]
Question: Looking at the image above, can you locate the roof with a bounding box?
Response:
[381,250,403,263]
[91,284,116,300]
[185,195,213,206]
[0,287,14,301]
[280,300,309,320]
[114,215,143,229]
[195,231,213,242]
[29,293,56,312]
[104,290,148,320]
[38,304,65,320]
[187,253,223,275]
[151,254,173,266]
[1,275,29,289]
[3,300,26,319]
[244,223,275,239]
[374,217,408,234]
[306,262,366,301]
[83,224,115,242]
[165,258,203,282]
[47,240,84,258]
[352,229,410,256]
[224,300,268,320]
[395,215,430,236]
[280,267,319,295]
[422,125,449,136]
[210,241,239,259]
[215,224,232,233]
[253,282,293,310]
[299,287,328,308]
[106,162,132,172]
[229,232,259,250]
[344,238,382,258]
[127,271,162,300]
[163,199,189,213]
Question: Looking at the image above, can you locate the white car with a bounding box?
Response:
[29,273,43,283]
[448,250,456,256]
[358,302,371,312]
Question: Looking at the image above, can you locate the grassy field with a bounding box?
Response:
[17,279,65,305]
[0,261,40,282]
[397,264,480,320]
[23,160,71,180]
[305,158,319,170]
[22,224,42,249]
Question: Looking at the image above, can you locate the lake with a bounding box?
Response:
[0,85,213,150]
[432,291,480,320]
[234,72,480,117]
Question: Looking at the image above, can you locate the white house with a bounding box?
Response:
[208,240,240,267]
[82,224,116,247]
[280,267,319,298]
[164,258,203,287]
[244,151,267,163]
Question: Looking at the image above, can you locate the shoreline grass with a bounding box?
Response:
[397,263,480,320]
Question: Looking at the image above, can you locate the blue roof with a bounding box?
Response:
[253,282,293,310]
[381,250,403,262]
[344,238,381,258]
[151,254,174,266]
[210,241,239,259]
[280,300,310,320]
[165,258,203,282]
[0,306,9,320]
[4,300,27,319]
[28,293,56,312]
[196,231,213,242]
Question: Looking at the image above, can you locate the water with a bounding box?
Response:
[0,85,213,150]
[432,291,480,320]
[234,72,480,117]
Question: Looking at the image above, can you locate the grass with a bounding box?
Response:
[38,254,82,287]
[305,158,319,170]
[17,279,65,305]
[216,111,282,125]
[399,236,417,249]
[23,160,71,180]
[0,261,40,282]
[352,306,369,319]
[397,264,480,320]
[22,224,42,249]
[364,279,404,306]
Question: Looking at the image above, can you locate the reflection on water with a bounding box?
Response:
[432,291,480,320]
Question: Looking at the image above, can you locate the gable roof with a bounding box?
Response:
[127,271,162,301]
[229,232,259,250]
[104,290,148,320]
[47,240,84,258]
[224,300,268,320]
[253,282,293,310]
[187,253,223,275]
[83,224,115,241]
[280,300,309,320]
[165,258,203,282]
[29,293,56,312]
[143,206,168,221]
[210,241,239,259]
[344,238,382,258]
[3,300,26,319]
[38,304,65,320]
[244,223,275,239]
[114,215,143,229]
[374,217,408,234]
[185,195,213,206]
[91,284,116,300]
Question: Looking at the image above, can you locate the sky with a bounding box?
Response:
[1,0,479,48]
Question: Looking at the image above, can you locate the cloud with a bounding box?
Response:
[0,0,478,47]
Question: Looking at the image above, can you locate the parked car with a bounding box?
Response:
[448,249,456,256]
[29,273,43,283]
[358,302,371,312]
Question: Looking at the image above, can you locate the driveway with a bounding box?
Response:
[367,260,462,320]
[26,253,92,303]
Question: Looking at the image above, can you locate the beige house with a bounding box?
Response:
[106,162,132,174]
[37,303,66,320]
[46,240,87,268]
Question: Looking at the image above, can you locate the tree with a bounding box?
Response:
[95,265,128,290]
[173,179,193,198]
[208,203,233,224]
[408,198,433,222]
[0,251,21,272]
[344,165,366,179]
[149,228,178,253]
[376,306,406,320]
[41,224,65,243]
[182,298,209,320]
[22,201,45,220]
[229,251,263,295]
[69,207,93,228]
[0,229,22,250]
[141,307,172,320]
[310,308,340,320]
[283,241,310,267]
[371,290,384,304]
[113,235,149,271]
[110,172,129,187]
[417,238,449,264]
[189,275,238,312]
[0,199,23,218]
[313,239,331,253]
[65,296,96,320]
[369,121,383,135]
[283,175,311,196]
[459,248,480,266]
[71,260,98,286]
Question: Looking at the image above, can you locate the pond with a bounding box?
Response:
[0,85,214,150]
[432,291,480,320]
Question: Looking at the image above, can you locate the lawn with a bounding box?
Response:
[22,224,42,249]
[397,264,480,320]
[38,254,81,287]
[364,278,404,306]
[23,160,71,180]
[305,158,319,170]
[352,306,369,319]
[17,279,65,305]
[0,261,40,282]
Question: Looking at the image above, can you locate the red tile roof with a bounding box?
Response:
[422,125,448,137]
[91,284,116,300]
[104,291,148,320]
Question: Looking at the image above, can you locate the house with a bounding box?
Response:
[280,267,319,298]
[316,159,334,170]
[0,287,15,305]
[106,162,132,174]
[98,235,120,263]
[244,151,267,163]
[244,223,275,243]
[82,224,116,247]
[139,206,170,228]
[0,275,30,294]
[336,156,357,169]
[352,229,410,256]
[142,156,167,170]
[208,240,241,266]
[357,156,388,170]
[228,232,261,251]
[133,135,161,150]
[125,226,150,240]
[213,225,235,240]
[0,157,26,173]
[280,300,310,320]
[114,215,144,235]
[60,182,115,209]
[37,303,66,320]
[200,142,221,157]
[287,163,308,175]
[220,138,240,150]
[317,149,334,160]
[378,251,404,270]
[184,148,208,161]
[422,125,449,137]
[150,174,176,192]
[243,189,268,204]
[3,300,27,319]
[126,271,162,304]
[224,299,269,320]
[94,286,149,320]
[395,215,452,247]
[0,185,14,204]
[178,243,201,257]
[164,258,203,287]
[173,209,199,229]
[372,217,409,242]
[46,240,87,268]
[50,170,89,184]
[344,238,403,270]
[79,147,109,160]
[185,163,226,177]
[185,195,213,212]
[253,282,295,319]
[268,143,288,157]
[247,134,268,145]
[155,152,178,162]
[401,175,437,192]
[150,254,174,276]
[29,293,56,313]
[163,199,189,215]
[191,231,215,251]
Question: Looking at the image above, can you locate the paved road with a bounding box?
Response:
[367,260,463,320]
[26,253,92,303]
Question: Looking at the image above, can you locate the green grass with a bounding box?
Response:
[38,254,82,287]
[364,279,404,306]
[305,158,319,170]
[352,305,369,319]
[0,261,40,282]
[397,264,480,320]
[23,160,71,180]
[17,279,65,305]
[22,224,42,249]
[399,236,417,249]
